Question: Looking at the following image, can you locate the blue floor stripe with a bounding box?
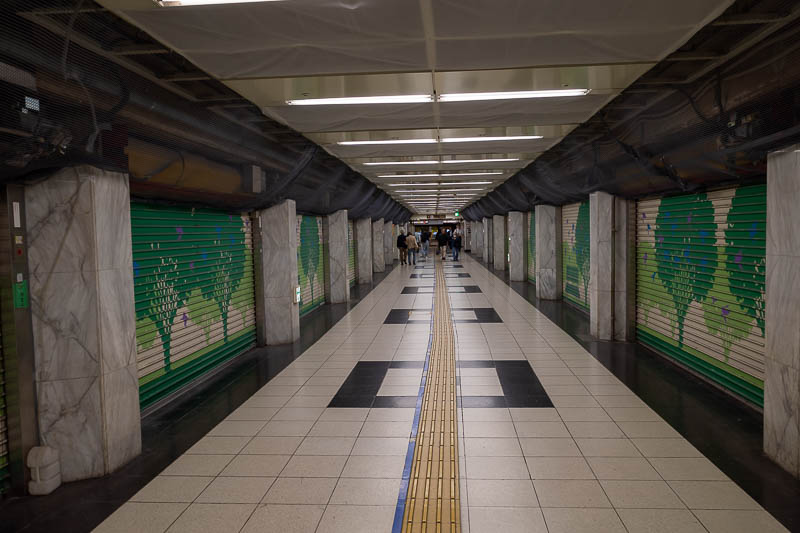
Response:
[392,269,436,533]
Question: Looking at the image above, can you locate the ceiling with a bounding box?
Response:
[97,0,734,215]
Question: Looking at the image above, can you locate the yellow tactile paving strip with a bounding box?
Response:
[402,259,461,533]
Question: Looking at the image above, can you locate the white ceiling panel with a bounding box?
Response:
[98,0,735,214]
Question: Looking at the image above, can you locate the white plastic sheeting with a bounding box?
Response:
[105,0,733,79]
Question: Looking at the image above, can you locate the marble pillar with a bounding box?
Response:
[614,197,636,342]
[475,221,483,257]
[536,205,562,300]
[256,199,300,346]
[373,219,385,273]
[589,192,614,340]
[25,165,140,482]
[355,218,373,285]
[385,221,394,264]
[764,145,800,478]
[325,209,349,304]
[483,217,493,263]
[508,212,526,281]
[493,215,507,270]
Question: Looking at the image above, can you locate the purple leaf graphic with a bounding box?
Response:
[182,312,188,327]
[721,306,729,323]
[687,214,692,223]
[643,252,648,265]
[189,261,194,270]
[176,227,183,240]
[642,213,646,219]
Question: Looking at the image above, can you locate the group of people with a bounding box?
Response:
[396,227,462,265]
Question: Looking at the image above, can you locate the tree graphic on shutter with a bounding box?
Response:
[725,186,766,336]
[300,216,321,305]
[575,201,591,301]
[654,194,717,346]
[139,250,183,370]
[203,220,246,340]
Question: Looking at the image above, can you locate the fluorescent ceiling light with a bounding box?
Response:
[396,189,482,193]
[441,135,542,143]
[157,0,282,5]
[441,172,504,177]
[442,158,519,164]
[379,173,441,178]
[337,139,436,146]
[287,95,432,106]
[388,181,493,187]
[364,160,439,166]
[438,89,589,102]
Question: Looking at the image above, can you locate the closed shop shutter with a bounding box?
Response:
[562,201,590,311]
[132,204,257,408]
[0,322,8,495]
[297,215,325,316]
[635,185,766,405]
[348,220,356,288]
[527,211,536,283]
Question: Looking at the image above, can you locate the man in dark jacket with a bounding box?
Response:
[436,230,448,259]
[397,231,408,264]
[420,229,430,259]
[453,232,462,261]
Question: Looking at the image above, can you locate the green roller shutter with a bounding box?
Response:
[527,211,536,283]
[635,185,766,406]
[297,215,325,316]
[132,203,257,409]
[0,323,8,496]
[562,201,590,311]
[348,220,356,288]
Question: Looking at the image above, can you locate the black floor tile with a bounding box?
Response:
[451,307,503,323]
[459,396,507,408]
[457,360,495,368]
[495,360,552,408]
[373,396,419,408]
[328,362,391,408]
[504,395,554,408]
[389,361,426,368]
[384,309,429,324]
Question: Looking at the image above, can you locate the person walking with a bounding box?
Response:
[420,228,430,259]
[397,231,408,264]
[405,232,418,265]
[453,231,462,261]
[436,230,448,260]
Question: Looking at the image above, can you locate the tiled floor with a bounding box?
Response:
[94,254,790,533]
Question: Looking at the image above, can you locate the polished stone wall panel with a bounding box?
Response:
[764,145,800,478]
[493,215,506,270]
[355,218,373,284]
[536,205,562,300]
[373,219,385,273]
[25,166,140,482]
[508,212,526,281]
[326,210,350,304]
[384,221,393,265]
[256,200,300,345]
[590,192,614,340]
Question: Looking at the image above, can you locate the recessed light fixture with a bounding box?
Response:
[337,138,437,146]
[286,95,433,106]
[442,158,519,164]
[441,135,543,143]
[395,189,482,193]
[438,89,590,102]
[156,0,283,5]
